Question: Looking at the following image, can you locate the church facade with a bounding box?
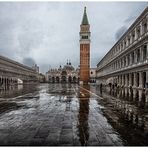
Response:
[45,61,79,83]
[46,7,95,84]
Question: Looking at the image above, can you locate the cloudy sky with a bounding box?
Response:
[0,2,147,73]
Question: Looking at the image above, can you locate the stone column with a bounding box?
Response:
[146,71,148,103]
[127,74,129,87]
[120,44,122,52]
[120,75,122,86]
[125,74,128,97]
[134,50,137,64]
[146,71,148,84]
[122,75,124,87]
[133,73,138,99]
[130,53,132,65]
[139,72,144,102]
[146,16,148,31]
[128,73,132,98]
[135,28,137,40]
[123,40,125,50]
[122,58,125,68]
[140,22,143,35]
[126,56,128,67]
[125,74,128,87]
[140,47,143,62]
[134,73,138,87]
[129,73,132,87]
[139,72,144,88]
[146,43,148,61]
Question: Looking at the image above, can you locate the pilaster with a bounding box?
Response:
[140,47,143,62]
[130,53,132,65]
[135,28,137,40]
[133,73,138,87]
[129,73,132,87]
[126,56,128,67]
[140,22,143,36]
[125,74,128,87]
[134,50,137,64]
[139,72,144,89]
[147,43,148,61]
[146,15,148,31]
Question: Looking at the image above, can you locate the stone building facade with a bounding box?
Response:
[0,55,39,89]
[46,61,79,83]
[96,7,148,102]
[79,7,90,84]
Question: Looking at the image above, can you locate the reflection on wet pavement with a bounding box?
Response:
[0,83,147,145]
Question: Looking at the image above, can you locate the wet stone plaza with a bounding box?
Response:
[0,83,148,146]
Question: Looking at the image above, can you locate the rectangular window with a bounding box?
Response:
[82,36,88,39]
[144,23,147,33]
[143,45,147,60]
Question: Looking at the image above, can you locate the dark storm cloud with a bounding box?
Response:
[0,2,147,73]
[124,15,137,23]
[23,57,36,67]
[115,26,127,41]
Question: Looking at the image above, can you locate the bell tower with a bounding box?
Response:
[79,7,90,85]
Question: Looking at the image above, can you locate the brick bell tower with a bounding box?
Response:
[79,7,90,85]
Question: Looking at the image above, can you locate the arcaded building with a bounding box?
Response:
[96,7,148,101]
[46,61,79,83]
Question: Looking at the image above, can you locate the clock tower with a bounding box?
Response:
[79,7,90,85]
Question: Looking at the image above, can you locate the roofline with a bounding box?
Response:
[0,55,36,72]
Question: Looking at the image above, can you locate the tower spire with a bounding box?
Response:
[81,6,89,25]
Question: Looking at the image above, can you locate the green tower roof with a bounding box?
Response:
[81,7,89,25]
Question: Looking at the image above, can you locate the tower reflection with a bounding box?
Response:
[77,85,90,146]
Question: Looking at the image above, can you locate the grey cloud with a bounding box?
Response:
[124,16,137,23]
[115,26,127,41]
[23,57,36,67]
[0,2,147,74]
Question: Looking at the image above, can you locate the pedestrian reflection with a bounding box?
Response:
[77,85,90,146]
[18,84,23,90]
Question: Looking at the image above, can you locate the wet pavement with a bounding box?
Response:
[0,83,148,146]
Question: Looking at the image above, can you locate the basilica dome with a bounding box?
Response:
[63,61,74,71]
